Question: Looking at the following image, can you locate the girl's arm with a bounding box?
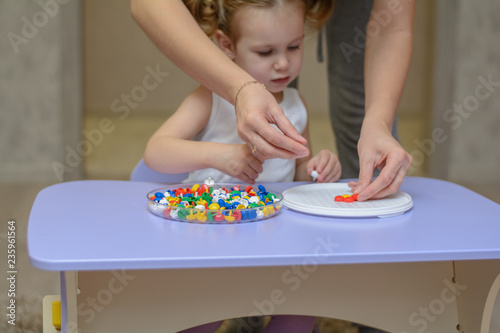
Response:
[354,0,415,200]
[131,0,308,160]
[144,86,263,183]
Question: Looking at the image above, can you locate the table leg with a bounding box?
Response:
[454,259,500,333]
[60,271,78,333]
[75,261,459,333]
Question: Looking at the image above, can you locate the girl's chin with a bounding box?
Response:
[267,88,282,94]
[266,84,288,93]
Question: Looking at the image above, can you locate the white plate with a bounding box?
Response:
[282,183,413,218]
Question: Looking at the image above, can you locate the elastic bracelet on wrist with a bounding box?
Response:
[234,81,266,110]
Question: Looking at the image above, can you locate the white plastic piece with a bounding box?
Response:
[204,177,215,187]
[310,170,319,181]
[249,196,260,204]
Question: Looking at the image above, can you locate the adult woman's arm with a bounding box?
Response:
[354,0,415,201]
[130,0,309,159]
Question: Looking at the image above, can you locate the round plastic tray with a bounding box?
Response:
[282,183,413,218]
[147,183,283,224]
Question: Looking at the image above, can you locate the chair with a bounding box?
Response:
[130,158,188,183]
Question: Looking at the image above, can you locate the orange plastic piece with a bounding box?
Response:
[335,196,344,202]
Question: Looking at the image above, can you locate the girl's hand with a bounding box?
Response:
[306,150,341,183]
[217,144,264,184]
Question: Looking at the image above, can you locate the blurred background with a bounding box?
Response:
[1,0,499,332]
[2,0,500,189]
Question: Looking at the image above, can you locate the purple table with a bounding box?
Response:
[28,177,500,333]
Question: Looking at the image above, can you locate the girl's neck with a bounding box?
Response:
[272,91,284,103]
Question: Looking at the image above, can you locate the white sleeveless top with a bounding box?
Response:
[183,88,307,183]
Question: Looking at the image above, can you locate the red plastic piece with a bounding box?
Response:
[213,214,225,222]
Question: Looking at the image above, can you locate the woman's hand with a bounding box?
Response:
[235,84,310,160]
[350,124,412,201]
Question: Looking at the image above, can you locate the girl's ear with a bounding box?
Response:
[215,30,235,59]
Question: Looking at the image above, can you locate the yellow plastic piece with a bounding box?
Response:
[196,199,208,207]
[196,212,207,222]
[169,197,181,205]
[186,211,197,221]
[208,203,220,210]
[343,194,351,198]
[262,207,270,217]
[52,301,61,330]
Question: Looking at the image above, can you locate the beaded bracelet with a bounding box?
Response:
[234,81,266,110]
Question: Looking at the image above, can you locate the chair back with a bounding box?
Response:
[130,159,188,183]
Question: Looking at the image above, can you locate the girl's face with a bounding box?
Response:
[231,3,305,96]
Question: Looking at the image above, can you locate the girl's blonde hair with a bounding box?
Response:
[184,0,334,39]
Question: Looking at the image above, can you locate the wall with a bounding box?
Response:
[0,0,83,183]
[431,0,500,184]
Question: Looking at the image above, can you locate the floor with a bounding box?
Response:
[1,114,499,333]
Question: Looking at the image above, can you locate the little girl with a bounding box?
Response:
[144,0,339,185]
[145,0,336,331]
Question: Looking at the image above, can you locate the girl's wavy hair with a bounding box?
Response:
[184,0,334,39]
